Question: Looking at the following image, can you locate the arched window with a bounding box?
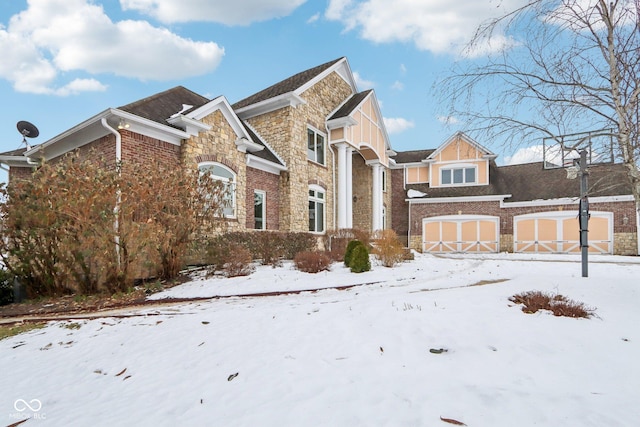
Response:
[308,185,325,233]
[198,162,236,218]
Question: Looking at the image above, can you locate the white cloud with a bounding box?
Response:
[383,117,414,134]
[120,0,306,25]
[353,71,374,89]
[325,0,527,56]
[391,80,404,91]
[1,0,224,95]
[307,13,320,24]
[503,145,545,165]
[54,78,108,96]
[436,115,459,125]
[400,63,407,74]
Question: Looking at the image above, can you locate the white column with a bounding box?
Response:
[371,162,382,231]
[346,148,353,228]
[336,143,348,229]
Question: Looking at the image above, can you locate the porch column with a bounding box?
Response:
[371,162,383,231]
[336,143,348,229]
[346,147,353,228]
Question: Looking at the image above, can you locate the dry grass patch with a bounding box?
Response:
[0,323,45,341]
[510,291,596,318]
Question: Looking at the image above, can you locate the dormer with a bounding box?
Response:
[425,132,497,188]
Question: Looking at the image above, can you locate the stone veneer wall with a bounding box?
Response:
[245,167,280,230]
[352,153,372,231]
[181,109,248,231]
[390,168,409,245]
[247,71,353,232]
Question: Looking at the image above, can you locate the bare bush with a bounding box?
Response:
[223,244,255,278]
[510,291,595,318]
[294,251,331,273]
[371,229,405,268]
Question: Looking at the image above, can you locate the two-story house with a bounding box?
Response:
[0,57,393,239]
[2,59,637,256]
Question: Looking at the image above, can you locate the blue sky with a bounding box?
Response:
[0,0,534,183]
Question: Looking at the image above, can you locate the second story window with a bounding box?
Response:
[307,128,325,165]
[441,166,476,185]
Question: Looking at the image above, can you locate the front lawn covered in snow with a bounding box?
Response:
[2,253,639,426]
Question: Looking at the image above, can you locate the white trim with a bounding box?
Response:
[188,96,251,142]
[166,115,211,135]
[408,195,511,204]
[308,185,326,233]
[246,154,287,174]
[198,162,237,219]
[25,108,190,161]
[307,125,327,166]
[503,194,635,208]
[439,164,478,187]
[235,137,264,153]
[235,93,306,119]
[253,190,267,230]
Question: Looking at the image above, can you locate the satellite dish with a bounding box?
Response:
[16,121,39,150]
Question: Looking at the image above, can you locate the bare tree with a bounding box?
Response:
[439,0,640,210]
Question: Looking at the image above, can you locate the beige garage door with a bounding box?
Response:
[514,211,612,254]
[423,215,499,253]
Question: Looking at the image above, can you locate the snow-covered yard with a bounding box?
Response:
[2,253,639,427]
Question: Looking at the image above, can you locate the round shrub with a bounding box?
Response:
[349,244,371,273]
[294,251,331,273]
[344,240,365,267]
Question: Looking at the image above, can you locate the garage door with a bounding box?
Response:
[423,215,499,253]
[514,211,612,254]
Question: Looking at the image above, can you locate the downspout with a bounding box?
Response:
[408,199,412,251]
[101,117,122,268]
[327,128,337,232]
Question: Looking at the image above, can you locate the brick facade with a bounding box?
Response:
[245,167,280,230]
[403,198,638,255]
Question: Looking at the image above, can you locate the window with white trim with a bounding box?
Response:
[307,128,326,165]
[198,163,236,217]
[441,166,476,185]
[254,190,266,230]
[308,186,325,233]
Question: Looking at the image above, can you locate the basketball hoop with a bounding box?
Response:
[566,166,579,179]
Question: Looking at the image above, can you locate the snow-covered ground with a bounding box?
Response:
[2,253,639,427]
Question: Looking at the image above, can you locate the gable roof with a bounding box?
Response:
[390,149,435,165]
[498,161,631,202]
[119,86,210,127]
[426,131,497,161]
[233,58,346,110]
[328,90,372,120]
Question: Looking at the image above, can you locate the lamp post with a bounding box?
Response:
[577,150,589,277]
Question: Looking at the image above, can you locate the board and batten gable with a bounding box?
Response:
[428,133,494,187]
